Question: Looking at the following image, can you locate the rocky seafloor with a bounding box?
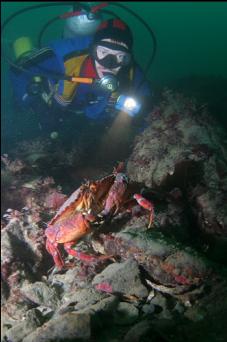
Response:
[1,89,227,342]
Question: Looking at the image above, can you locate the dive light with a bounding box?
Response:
[2,2,157,94]
[115,95,141,116]
[70,75,141,116]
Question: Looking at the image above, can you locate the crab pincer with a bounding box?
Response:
[133,194,154,228]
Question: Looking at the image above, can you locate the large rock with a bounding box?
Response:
[127,90,227,237]
[20,281,60,309]
[123,320,152,342]
[101,227,209,303]
[56,287,118,317]
[1,220,46,290]
[114,302,139,325]
[3,308,44,342]
[1,290,38,338]
[23,312,90,342]
[92,258,148,298]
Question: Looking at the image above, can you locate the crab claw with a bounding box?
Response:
[133,194,154,228]
[64,241,113,264]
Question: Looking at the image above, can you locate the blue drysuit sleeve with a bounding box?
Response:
[48,36,93,63]
[9,36,93,110]
[69,64,152,121]
[47,36,93,96]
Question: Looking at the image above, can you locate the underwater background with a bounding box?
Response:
[2,1,227,150]
[1,3,227,342]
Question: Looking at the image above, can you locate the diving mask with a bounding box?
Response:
[93,41,131,69]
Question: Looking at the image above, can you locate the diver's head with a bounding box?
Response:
[92,19,133,78]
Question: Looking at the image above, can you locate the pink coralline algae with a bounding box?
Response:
[2,209,23,224]
[1,168,67,227]
[40,177,55,188]
[174,274,191,285]
[95,282,113,293]
[44,191,67,211]
[1,154,26,173]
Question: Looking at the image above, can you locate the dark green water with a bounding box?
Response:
[1,1,227,149]
[1,5,227,341]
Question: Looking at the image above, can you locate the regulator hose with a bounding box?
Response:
[2,2,157,90]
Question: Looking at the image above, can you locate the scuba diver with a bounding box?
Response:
[3,1,157,162]
[9,16,152,140]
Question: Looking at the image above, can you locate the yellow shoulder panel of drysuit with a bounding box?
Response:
[62,54,88,101]
[61,57,134,102]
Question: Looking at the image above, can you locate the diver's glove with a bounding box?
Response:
[115,95,141,117]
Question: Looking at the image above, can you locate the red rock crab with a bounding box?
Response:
[45,163,154,269]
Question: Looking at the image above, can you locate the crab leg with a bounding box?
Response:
[148,207,155,228]
[64,242,112,263]
[46,239,65,269]
[64,242,97,262]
